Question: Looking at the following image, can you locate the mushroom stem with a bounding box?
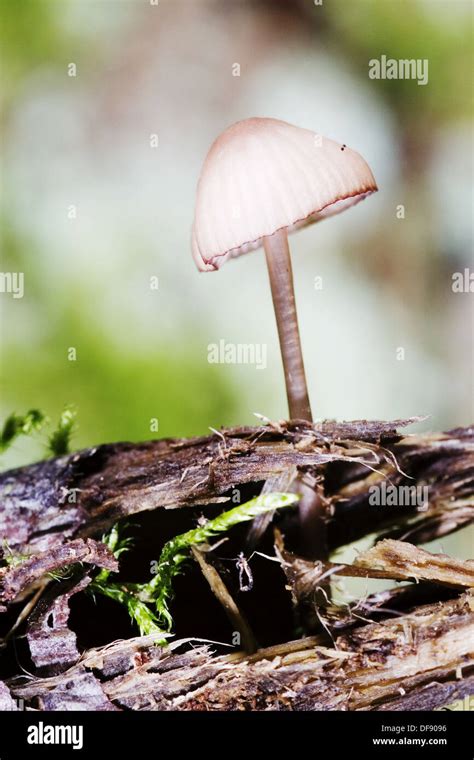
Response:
[263,228,312,422]
[264,229,328,564]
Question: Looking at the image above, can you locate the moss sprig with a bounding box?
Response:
[47,406,77,456]
[0,409,46,453]
[91,492,298,641]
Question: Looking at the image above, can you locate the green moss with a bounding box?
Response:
[91,493,299,641]
[0,409,46,454]
[48,406,77,457]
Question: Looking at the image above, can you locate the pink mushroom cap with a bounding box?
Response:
[192,117,377,271]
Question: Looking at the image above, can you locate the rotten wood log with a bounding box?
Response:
[0,418,472,711]
[4,592,473,711]
[0,419,472,558]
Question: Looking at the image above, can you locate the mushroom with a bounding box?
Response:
[192,117,377,555]
[192,117,377,422]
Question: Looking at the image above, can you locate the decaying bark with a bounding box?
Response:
[354,539,474,588]
[27,575,93,674]
[0,538,117,603]
[4,592,473,711]
[278,538,474,602]
[0,418,472,711]
[1,417,472,556]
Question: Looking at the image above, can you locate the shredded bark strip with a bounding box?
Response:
[0,538,118,603]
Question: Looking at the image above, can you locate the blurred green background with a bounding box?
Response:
[0,0,473,471]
